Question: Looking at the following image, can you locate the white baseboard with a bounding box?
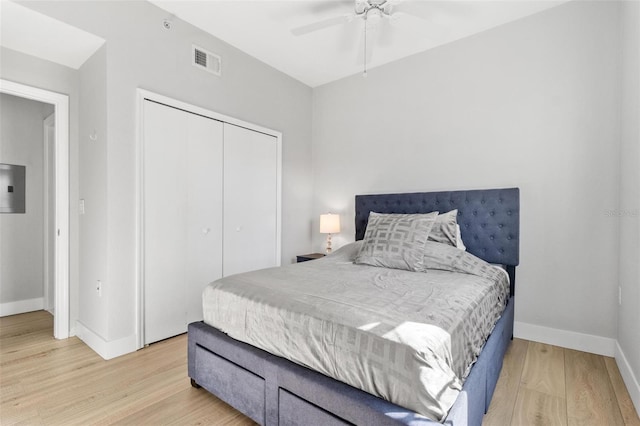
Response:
[615,342,640,418]
[514,321,616,356]
[0,297,44,317]
[75,321,138,360]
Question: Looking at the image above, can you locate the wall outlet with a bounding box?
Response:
[79,199,85,215]
[97,280,102,297]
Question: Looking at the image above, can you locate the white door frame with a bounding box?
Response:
[136,89,282,349]
[43,113,55,314]
[1,79,70,339]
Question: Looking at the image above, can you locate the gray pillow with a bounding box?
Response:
[355,212,438,271]
[428,209,458,247]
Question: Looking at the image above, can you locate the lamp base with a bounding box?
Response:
[326,234,332,254]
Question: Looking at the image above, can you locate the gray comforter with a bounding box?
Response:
[202,242,509,421]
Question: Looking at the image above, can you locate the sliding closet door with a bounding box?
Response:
[143,100,223,344]
[223,124,278,276]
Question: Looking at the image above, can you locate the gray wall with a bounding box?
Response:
[618,0,640,403]
[0,93,53,305]
[312,1,621,341]
[24,1,313,343]
[0,46,81,328]
[78,45,108,338]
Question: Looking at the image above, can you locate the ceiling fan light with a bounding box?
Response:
[355,0,367,14]
[367,8,383,21]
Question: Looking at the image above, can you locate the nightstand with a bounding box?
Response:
[296,253,325,263]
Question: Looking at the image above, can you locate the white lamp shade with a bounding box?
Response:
[319,213,340,234]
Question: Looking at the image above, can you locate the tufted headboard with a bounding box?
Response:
[355,188,519,294]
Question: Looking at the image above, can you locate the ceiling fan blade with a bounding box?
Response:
[308,0,354,14]
[390,10,427,22]
[391,2,432,20]
[291,14,353,36]
[376,17,394,47]
[390,1,466,22]
[338,15,361,51]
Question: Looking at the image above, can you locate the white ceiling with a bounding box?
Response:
[0,0,105,69]
[0,1,567,85]
[150,0,568,87]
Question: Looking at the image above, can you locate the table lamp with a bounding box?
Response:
[320,213,340,254]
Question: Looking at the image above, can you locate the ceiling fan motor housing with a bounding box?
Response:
[356,0,393,18]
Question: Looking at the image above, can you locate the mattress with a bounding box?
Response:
[202,242,509,421]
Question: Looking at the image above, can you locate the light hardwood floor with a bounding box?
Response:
[1,311,638,425]
[483,338,639,426]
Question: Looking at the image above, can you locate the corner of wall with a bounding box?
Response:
[75,320,137,360]
[616,342,640,418]
[514,321,616,357]
[616,0,640,417]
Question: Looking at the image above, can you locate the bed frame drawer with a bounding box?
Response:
[279,388,352,426]
[194,345,266,424]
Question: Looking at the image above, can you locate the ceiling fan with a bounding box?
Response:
[291,0,430,76]
[291,1,402,37]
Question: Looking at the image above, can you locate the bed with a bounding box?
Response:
[188,187,520,425]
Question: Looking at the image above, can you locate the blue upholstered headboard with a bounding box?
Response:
[355,188,520,294]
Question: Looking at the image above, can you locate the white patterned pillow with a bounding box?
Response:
[355,212,438,271]
[456,224,466,250]
[428,209,458,247]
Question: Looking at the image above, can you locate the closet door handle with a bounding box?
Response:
[202,227,211,235]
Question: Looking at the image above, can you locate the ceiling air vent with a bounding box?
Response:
[192,45,221,76]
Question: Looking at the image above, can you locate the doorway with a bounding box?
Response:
[0,79,70,339]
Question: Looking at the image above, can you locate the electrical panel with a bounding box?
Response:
[0,163,26,213]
